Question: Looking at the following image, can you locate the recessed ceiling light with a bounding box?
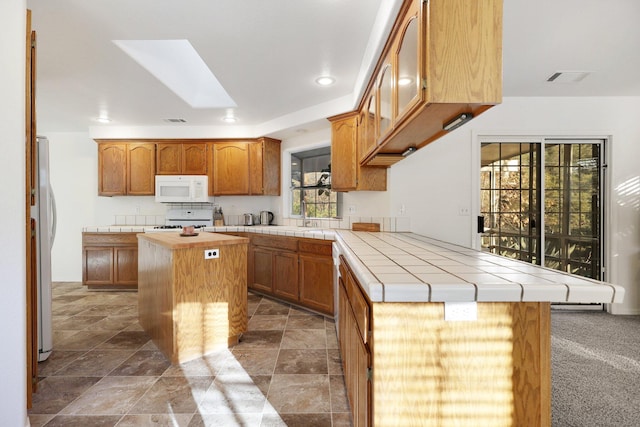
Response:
[398,76,413,86]
[94,116,111,123]
[315,76,335,86]
[222,115,237,123]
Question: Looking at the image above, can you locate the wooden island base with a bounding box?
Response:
[137,232,249,364]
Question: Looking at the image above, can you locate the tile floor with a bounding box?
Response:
[28,282,352,427]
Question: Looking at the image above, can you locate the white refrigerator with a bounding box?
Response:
[32,136,56,361]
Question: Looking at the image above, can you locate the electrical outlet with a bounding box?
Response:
[399,204,406,215]
[444,302,477,321]
[348,206,356,214]
[458,207,470,216]
[204,248,219,259]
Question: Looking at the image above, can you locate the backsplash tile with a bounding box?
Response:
[278,216,410,232]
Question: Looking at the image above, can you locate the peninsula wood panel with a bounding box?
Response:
[370,301,551,427]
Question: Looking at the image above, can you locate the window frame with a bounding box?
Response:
[290,147,341,220]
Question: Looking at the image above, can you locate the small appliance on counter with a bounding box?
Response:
[260,210,274,225]
[243,213,255,226]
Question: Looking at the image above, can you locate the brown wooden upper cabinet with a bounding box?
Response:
[208,138,281,196]
[97,141,155,196]
[97,138,280,197]
[335,0,503,169]
[329,112,387,192]
[156,142,207,175]
[210,141,251,195]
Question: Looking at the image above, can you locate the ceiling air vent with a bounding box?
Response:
[546,71,591,83]
[164,118,187,123]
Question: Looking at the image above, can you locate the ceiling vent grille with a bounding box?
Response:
[164,118,187,123]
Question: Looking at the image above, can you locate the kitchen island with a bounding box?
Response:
[137,232,249,363]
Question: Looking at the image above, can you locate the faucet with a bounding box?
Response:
[301,200,312,227]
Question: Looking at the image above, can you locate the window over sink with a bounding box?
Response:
[290,146,341,219]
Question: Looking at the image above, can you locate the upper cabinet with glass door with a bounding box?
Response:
[360,0,502,166]
[396,4,420,121]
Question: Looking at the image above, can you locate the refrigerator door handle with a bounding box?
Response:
[50,185,57,246]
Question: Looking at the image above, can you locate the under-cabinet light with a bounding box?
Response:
[402,146,417,157]
[443,113,473,132]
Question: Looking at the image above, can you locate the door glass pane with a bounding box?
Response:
[397,17,419,114]
[378,65,393,135]
[543,142,602,279]
[480,143,541,263]
[481,140,603,280]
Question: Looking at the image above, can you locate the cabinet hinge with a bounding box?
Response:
[421,78,428,90]
[366,367,373,381]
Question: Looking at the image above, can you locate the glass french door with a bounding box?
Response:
[480,139,605,280]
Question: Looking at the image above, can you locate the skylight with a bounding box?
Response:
[113,39,236,109]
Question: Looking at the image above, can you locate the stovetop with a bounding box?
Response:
[152,224,208,230]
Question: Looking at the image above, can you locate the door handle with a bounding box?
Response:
[477,216,485,234]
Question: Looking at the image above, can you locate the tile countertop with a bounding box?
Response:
[333,230,625,305]
[81,225,336,240]
[81,225,624,304]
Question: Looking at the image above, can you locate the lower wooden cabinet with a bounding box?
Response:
[82,233,138,289]
[273,251,299,301]
[338,257,371,427]
[299,241,334,314]
[248,234,333,315]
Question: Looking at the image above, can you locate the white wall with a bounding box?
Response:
[389,96,640,314]
[0,1,29,425]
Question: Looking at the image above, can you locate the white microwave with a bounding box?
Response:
[155,175,209,203]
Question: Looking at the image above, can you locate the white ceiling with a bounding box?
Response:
[27,0,640,139]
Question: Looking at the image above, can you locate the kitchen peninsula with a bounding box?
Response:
[137,232,249,363]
